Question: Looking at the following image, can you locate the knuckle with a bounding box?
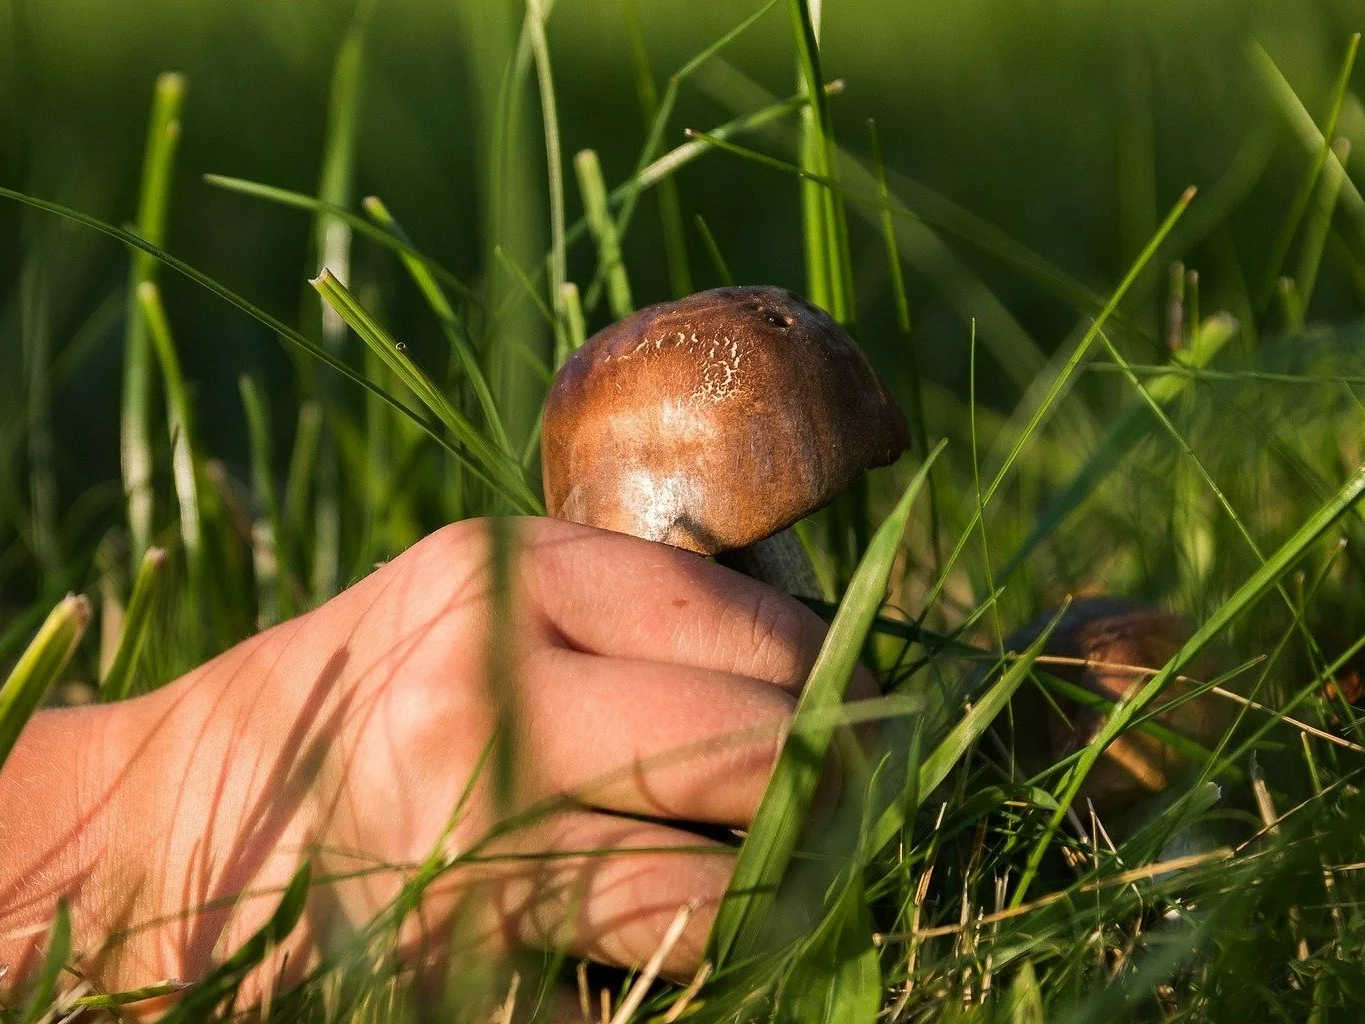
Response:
[741,585,819,688]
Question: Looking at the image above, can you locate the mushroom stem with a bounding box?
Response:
[716,528,823,600]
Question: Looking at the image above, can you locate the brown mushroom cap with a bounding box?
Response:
[1006,598,1231,814]
[541,286,909,554]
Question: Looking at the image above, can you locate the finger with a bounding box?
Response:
[522,518,832,693]
[488,809,731,981]
[524,646,793,825]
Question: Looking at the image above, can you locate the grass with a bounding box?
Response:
[6,0,1365,1020]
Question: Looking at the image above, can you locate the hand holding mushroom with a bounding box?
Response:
[0,518,875,1010]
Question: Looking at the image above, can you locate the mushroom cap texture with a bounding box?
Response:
[541,286,909,553]
[1005,597,1230,814]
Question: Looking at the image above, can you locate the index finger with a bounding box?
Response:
[521,518,831,694]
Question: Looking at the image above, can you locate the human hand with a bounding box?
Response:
[0,517,871,1009]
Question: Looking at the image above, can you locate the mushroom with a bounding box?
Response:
[1005,597,1231,816]
[540,286,909,596]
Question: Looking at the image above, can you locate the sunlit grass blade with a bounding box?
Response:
[137,282,203,591]
[708,440,945,969]
[1297,138,1351,313]
[310,271,542,513]
[920,186,1196,620]
[309,15,368,603]
[362,196,512,455]
[1252,36,1365,266]
[19,899,69,1024]
[561,281,586,350]
[1011,457,1365,907]
[122,71,185,563]
[997,310,1238,583]
[158,860,312,1023]
[1253,33,1360,305]
[574,148,633,319]
[869,600,1067,856]
[694,214,733,286]
[790,0,853,323]
[100,545,166,701]
[525,0,567,352]
[0,593,90,768]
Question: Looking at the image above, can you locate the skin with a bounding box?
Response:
[0,518,870,1012]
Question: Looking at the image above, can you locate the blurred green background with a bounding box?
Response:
[2,0,1364,663]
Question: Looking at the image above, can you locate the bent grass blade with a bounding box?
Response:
[311,271,542,514]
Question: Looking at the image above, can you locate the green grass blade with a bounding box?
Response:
[694,214,733,286]
[204,175,476,301]
[122,71,185,563]
[869,600,1067,856]
[362,195,512,456]
[919,187,1195,623]
[1253,33,1360,305]
[573,149,633,319]
[562,280,586,351]
[19,899,70,1024]
[100,545,167,702]
[1297,137,1351,313]
[0,186,479,466]
[310,17,368,604]
[604,0,783,261]
[683,123,1056,389]
[282,400,322,602]
[620,0,691,297]
[20,240,60,587]
[708,440,945,969]
[998,310,1238,582]
[238,375,285,626]
[1010,457,1365,907]
[580,87,822,310]
[0,593,90,769]
[868,120,910,335]
[158,860,312,1023]
[310,271,542,513]
[525,0,567,351]
[789,0,853,323]
[1278,274,1305,333]
[785,873,880,1024]
[137,282,203,590]
[1251,36,1365,266]
[1008,959,1045,1024]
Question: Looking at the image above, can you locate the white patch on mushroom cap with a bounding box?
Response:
[618,469,700,544]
